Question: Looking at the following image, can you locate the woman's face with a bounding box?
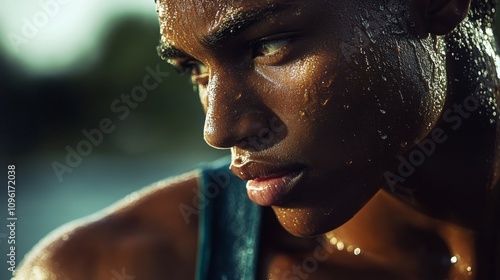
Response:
[157,0,447,237]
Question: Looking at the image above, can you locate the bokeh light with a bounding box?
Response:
[0,1,226,279]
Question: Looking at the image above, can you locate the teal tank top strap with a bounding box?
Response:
[196,157,263,280]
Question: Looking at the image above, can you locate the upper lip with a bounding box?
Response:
[230,159,304,181]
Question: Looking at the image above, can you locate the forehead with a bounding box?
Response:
[157,0,292,26]
[156,0,303,46]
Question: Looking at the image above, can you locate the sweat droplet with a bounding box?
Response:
[378,130,388,140]
[304,92,310,102]
[321,79,334,88]
[380,109,386,114]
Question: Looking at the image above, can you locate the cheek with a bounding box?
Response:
[252,35,447,167]
[375,37,447,143]
[257,55,341,119]
[333,37,448,159]
[282,42,447,175]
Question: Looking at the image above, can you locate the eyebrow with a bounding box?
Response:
[201,4,291,47]
[157,42,188,62]
[157,3,291,61]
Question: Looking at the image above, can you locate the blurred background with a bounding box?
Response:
[0,0,227,278]
[1,0,500,279]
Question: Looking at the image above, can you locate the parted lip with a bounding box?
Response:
[230,159,305,182]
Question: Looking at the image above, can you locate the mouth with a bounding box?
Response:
[230,161,305,206]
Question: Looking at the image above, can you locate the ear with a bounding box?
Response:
[410,0,471,37]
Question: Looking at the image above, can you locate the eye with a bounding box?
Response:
[251,33,295,65]
[174,60,209,87]
[253,38,289,57]
[175,60,207,76]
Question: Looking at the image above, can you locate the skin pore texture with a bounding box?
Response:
[156,0,500,278]
[12,0,499,279]
[158,0,448,237]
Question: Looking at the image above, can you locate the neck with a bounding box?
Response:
[322,189,476,278]
[389,77,498,229]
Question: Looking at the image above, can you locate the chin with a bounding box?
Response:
[270,173,380,238]
[271,205,355,238]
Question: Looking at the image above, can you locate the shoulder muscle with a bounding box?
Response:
[14,170,201,280]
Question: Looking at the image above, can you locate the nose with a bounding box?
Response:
[203,71,274,150]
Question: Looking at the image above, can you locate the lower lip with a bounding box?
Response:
[246,170,303,206]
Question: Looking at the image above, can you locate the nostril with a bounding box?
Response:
[232,155,244,166]
[204,110,288,151]
[260,130,273,144]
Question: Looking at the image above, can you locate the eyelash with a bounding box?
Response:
[173,60,209,88]
[172,33,296,86]
[175,61,207,76]
[251,33,297,65]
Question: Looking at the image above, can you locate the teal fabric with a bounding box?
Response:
[196,157,262,280]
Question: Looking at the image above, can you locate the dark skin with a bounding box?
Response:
[15,0,499,279]
[159,0,450,236]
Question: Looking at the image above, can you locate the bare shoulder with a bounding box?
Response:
[15,170,201,280]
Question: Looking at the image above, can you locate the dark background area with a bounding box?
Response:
[1,1,500,280]
[0,4,225,279]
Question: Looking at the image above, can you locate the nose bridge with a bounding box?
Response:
[203,70,269,149]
